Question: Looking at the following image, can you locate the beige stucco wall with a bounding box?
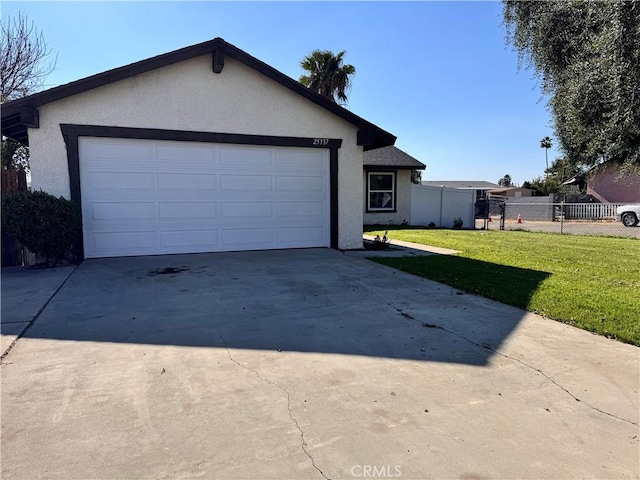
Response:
[363,169,412,225]
[27,55,365,249]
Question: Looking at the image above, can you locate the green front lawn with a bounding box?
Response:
[364,226,640,345]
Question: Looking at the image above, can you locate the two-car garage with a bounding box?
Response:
[0,37,396,258]
[79,137,330,258]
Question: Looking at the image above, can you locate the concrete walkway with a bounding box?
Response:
[1,249,638,479]
[1,265,77,355]
[349,235,459,258]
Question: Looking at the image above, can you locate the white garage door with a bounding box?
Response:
[79,137,330,258]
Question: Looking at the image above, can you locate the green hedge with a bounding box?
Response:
[2,190,81,264]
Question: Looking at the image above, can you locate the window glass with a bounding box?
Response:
[369,174,393,190]
[369,192,393,209]
[367,172,395,211]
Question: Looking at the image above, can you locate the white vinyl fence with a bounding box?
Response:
[563,203,622,220]
[410,184,475,228]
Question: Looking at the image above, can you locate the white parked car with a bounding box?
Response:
[616,204,640,227]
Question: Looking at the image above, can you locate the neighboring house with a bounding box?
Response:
[1,38,396,259]
[363,146,425,225]
[586,163,640,203]
[486,186,534,198]
[421,180,500,200]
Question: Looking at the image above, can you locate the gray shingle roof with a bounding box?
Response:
[421,180,500,189]
[363,146,426,169]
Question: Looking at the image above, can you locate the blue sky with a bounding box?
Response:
[3,1,558,185]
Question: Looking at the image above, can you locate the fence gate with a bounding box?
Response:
[476,196,506,230]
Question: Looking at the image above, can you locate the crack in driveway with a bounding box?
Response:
[1,264,79,362]
[389,303,639,428]
[212,326,330,480]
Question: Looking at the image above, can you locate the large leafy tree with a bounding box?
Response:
[498,174,513,187]
[523,155,586,195]
[503,1,640,169]
[299,50,355,104]
[545,156,583,183]
[1,138,28,170]
[522,176,561,196]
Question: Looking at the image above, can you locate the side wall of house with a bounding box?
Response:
[27,55,365,249]
[363,169,412,225]
[410,184,475,228]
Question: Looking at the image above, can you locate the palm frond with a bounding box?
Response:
[298,49,356,104]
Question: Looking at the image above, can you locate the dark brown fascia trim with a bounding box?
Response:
[2,39,228,118]
[60,124,343,149]
[1,113,28,144]
[20,106,39,128]
[3,38,396,149]
[357,129,375,146]
[365,169,398,214]
[212,45,225,73]
[330,147,339,249]
[364,165,424,170]
[1,109,37,145]
[60,124,342,258]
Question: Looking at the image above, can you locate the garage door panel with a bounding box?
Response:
[84,140,154,163]
[277,149,325,171]
[158,173,217,191]
[278,202,324,217]
[277,175,324,192]
[222,228,273,246]
[91,202,156,221]
[278,226,325,244]
[159,230,219,249]
[157,144,216,167]
[158,202,217,220]
[219,145,273,167]
[85,171,156,192]
[220,174,272,191]
[80,138,329,257]
[221,202,272,219]
[93,231,157,253]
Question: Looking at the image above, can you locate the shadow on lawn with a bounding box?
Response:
[5,249,550,366]
[370,255,551,311]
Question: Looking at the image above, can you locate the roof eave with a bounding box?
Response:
[1,37,396,149]
[364,163,425,170]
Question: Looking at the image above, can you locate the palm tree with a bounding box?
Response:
[540,136,553,171]
[299,50,355,104]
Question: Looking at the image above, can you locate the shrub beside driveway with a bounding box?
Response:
[364,226,640,346]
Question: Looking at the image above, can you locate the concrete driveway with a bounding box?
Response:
[1,249,638,479]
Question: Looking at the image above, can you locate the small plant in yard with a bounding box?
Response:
[452,217,464,228]
[372,231,390,249]
[2,190,81,265]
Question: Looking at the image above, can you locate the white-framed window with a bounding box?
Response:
[367,171,396,211]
